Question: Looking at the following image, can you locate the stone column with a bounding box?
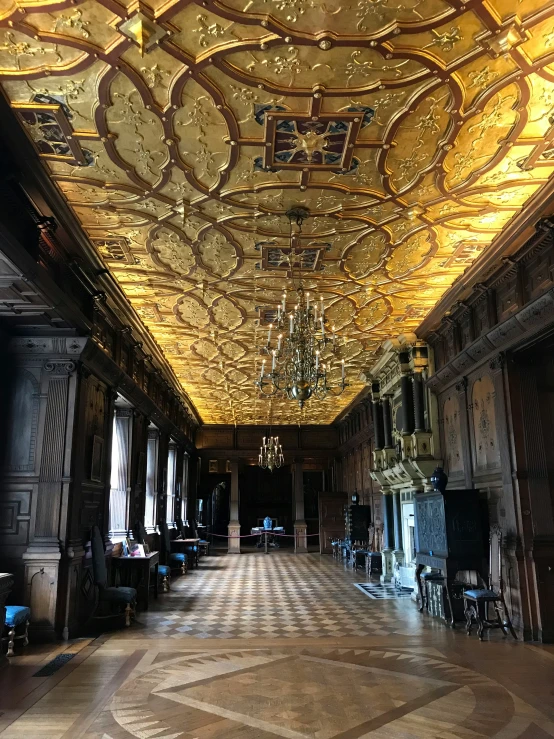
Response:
[382,395,393,448]
[380,488,394,583]
[293,459,308,552]
[413,371,425,432]
[392,491,404,572]
[228,459,240,553]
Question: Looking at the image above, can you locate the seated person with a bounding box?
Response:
[263,516,273,530]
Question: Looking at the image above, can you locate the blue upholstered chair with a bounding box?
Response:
[199,540,210,556]
[160,522,187,575]
[91,526,137,627]
[197,528,210,556]
[464,525,517,641]
[3,605,30,657]
[133,522,171,592]
[176,519,199,568]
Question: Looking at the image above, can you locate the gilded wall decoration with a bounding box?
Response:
[3,0,554,423]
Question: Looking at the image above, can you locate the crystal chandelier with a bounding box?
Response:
[255,207,348,408]
[258,435,284,472]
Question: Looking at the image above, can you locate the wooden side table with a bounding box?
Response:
[112,552,159,610]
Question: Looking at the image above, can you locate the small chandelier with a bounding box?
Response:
[255,207,348,408]
[258,435,284,472]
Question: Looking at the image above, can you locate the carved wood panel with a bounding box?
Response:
[0,488,32,548]
[441,393,464,477]
[470,373,501,472]
[5,370,40,473]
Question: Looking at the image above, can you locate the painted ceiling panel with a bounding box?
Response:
[2,0,554,423]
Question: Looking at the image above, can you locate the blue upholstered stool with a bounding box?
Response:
[169,552,187,574]
[180,543,198,568]
[199,539,210,556]
[3,606,30,657]
[157,564,171,591]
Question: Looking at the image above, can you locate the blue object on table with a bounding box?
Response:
[263,516,272,530]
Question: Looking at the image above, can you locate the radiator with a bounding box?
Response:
[398,565,416,590]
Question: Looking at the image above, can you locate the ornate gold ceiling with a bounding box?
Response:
[2,0,554,423]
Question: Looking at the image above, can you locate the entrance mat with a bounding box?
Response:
[354,582,414,600]
[33,652,77,677]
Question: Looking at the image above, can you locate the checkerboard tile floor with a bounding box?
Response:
[126,552,434,639]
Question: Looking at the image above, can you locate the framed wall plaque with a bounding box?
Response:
[91,435,104,482]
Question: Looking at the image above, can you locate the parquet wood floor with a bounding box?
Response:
[1,553,553,739]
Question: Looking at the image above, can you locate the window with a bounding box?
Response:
[181,452,189,522]
[402,503,416,563]
[109,407,133,539]
[166,441,177,524]
[145,427,159,530]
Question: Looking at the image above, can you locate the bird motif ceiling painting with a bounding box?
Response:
[2,0,554,423]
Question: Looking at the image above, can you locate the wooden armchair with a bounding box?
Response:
[160,521,187,575]
[91,526,136,627]
[463,525,517,641]
[133,521,171,592]
[175,519,199,568]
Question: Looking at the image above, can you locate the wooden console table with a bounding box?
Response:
[251,528,284,553]
[112,552,159,610]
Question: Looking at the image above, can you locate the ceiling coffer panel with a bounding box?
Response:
[2,0,554,424]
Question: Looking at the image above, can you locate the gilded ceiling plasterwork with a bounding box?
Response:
[2,0,554,424]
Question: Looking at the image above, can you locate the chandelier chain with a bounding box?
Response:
[255,207,348,408]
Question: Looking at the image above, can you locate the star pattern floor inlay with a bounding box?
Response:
[1,552,554,739]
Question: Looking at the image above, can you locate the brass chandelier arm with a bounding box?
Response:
[254,207,348,409]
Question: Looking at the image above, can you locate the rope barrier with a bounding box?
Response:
[207,532,320,539]
[208,533,260,539]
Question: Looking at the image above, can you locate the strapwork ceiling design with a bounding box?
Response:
[2,0,554,423]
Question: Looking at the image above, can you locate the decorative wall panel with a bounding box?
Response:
[5,371,39,472]
[3,0,554,423]
[470,373,501,472]
[0,489,31,546]
[442,393,464,476]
